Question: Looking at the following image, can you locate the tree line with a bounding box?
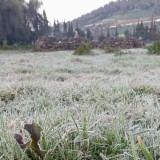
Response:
[96,19,160,42]
[0,0,51,45]
[124,19,160,41]
[53,19,160,43]
[52,20,93,40]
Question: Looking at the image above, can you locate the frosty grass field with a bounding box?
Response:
[0,49,160,159]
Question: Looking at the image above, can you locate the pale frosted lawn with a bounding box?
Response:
[0,49,160,159]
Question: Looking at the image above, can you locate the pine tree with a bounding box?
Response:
[53,20,61,38]
[139,21,145,39]
[56,20,60,37]
[144,26,149,41]
[67,22,74,37]
[98,30,105,42]
[74,20,85,38]
[86,28,93,40]
[107,29,110,38]
[40,10,51,36]
[150,19,157,41]
[76,20,79,30]
[124,29,130,38]
[53,20,57,37]
[115,27,118,38]
[134,21,146,40]
[76,28,85,38]
[63,21,67,37]
[133,26,136,37]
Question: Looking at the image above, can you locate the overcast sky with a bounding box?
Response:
[41,0,114,23]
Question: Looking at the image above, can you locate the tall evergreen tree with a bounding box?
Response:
[144,25,149,41]
[74,20,85,38]
[134,21,149,41]
[133,26,136,37]
[150,19,157,41]
[63,20,67,37]
[98,30,105,42]
[124,29,130,38]
[67,22,74,37]
[86,28,93,40]
[107,29,110,38]
[53,20,60,38]
[56,20,60,37]
[115,27,118,38]
[39,10,51,36]
[75,20,79,30]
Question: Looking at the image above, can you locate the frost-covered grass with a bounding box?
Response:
[0,49,160,159]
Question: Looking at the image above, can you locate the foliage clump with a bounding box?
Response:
[74,43,92,55]
[148,41,160,55]
[104,47,120,53]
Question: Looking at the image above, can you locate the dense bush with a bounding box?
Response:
[148,41,160,55]
[74,43,92,55]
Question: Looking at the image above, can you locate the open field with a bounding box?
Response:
[1,49,160,159]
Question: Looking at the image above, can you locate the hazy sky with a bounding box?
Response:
[41,0,113,23]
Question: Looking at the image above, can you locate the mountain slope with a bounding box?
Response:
[73,0,160,27]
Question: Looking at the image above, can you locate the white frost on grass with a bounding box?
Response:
[0,48,160,159]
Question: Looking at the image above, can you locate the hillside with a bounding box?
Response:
[73,0,160,27]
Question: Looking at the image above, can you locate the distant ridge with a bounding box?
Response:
[72,0,160,27]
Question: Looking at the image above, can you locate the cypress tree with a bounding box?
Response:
[107,29,110,38]
[86,28,93,40]
[115,27,118,38]
[98,30,105,42]
[63,20,67,37]
[67,22,74,37]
